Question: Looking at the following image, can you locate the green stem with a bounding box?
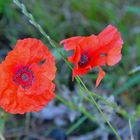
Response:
[76,78,121,140]
[66,116,87,135]
[56,94,97,124]
[78,84,129,119]
[56,94,76,110]
[91,97,121,140]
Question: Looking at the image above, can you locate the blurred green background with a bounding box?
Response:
[0,0,140,140]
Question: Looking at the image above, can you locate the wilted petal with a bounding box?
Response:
[96,67,106,87]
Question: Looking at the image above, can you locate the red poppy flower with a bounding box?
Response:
[0,38,56,114]
[60,25,123,87]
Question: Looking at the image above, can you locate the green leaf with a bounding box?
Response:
[125,6,140,14]
[113,74,140,96]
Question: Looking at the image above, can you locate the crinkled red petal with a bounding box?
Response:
[0,38,56,114]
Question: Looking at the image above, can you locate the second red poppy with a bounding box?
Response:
[60,25,123,87]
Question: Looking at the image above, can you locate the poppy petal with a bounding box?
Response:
[60,36,83,51]
[107,45,122,66]
[98,24,118,46]
[79,35,99,53]
[72,65,92,78]
[96,67,105,87]
[97,25,123,66]
[29,63,55,95]
[17,38,49,64]
[40,52,56,81]
[71,45,81,65]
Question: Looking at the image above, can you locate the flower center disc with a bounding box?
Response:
[78,54,89,67]
[13,66,34,88]
[21,73,29,81]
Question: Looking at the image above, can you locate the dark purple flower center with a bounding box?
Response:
[78,54,89,67]
[21,73,29,81]
[13,66,34,88]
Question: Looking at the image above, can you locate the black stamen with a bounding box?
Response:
[78,54,89,67]
[21,73,29,81]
